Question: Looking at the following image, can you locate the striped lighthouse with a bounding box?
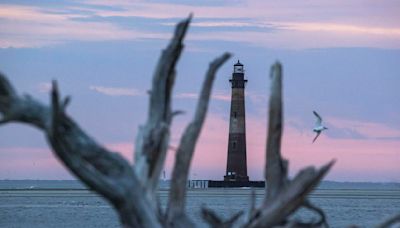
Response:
[224,60,249,182]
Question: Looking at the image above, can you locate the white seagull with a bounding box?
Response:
[312,111,328,143]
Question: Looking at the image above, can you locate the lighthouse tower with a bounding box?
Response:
[224,60,249,182]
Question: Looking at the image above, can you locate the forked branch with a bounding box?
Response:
[167,53,231,225]
[0,76,161,227]
[49,83,160,227]
[202,207,243,228]
[134,15,192,198]
[245,62,335,228]
[0,73,51,129]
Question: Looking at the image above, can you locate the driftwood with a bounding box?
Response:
[241,62,335,228]
[166,53,231,227]
[134,15,190,203]
[375,213,400,228]
[202,207,244,228]
[2,15,393,228]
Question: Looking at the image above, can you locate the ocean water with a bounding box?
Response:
[0,181,399,227]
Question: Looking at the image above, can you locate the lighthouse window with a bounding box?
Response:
[234,112,237,118]
[233,142,236,149]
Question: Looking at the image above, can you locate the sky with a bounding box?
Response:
[0,0,399,182]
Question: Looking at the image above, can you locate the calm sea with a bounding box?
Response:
[0,180,399,227]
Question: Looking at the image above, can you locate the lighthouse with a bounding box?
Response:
[208,60,264,187]
[224,60,249,182]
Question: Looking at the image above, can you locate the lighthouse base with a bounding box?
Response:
[208,180,265,188]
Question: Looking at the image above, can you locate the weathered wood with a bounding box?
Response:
[166,53,231,226]
[249,188,257,221]
[202,207,243,228]
[0,77,161,227]
[134,15,192,201]
[301,200,328,227]
[244,62,335,228]
[0,73,51,129]
[375,213,400,228]
[265,62,288,200]
[247,161,334,227]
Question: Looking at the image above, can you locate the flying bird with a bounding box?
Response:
[312,111,328,143]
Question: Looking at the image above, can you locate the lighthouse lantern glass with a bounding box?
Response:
[234,65,243,73]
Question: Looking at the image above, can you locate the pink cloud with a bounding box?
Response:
[327,117,400,139]
[279,22,400,37]
[37,82,52,93]
[86,0,400,28]
[175,92,198,99]
[85,0,400,49]
[89,85,143,97]
[0,4,167,48]
[175,92,231,102]
[212,93,231,102]
[2,1,400,48]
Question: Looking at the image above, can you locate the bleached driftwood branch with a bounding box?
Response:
[375,213,400,228]
[134,15,192,202]
[202,207,243,228]
[166,52,231,226]
[0,75,51,129]
[0,75,160,228]
[244,62,335,228]
[265,62,287,200]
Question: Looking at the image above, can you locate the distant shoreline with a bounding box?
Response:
[0,180,399,190]
[1,179,399,183]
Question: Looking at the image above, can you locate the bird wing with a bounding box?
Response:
[312,131,321,143]
[313,110,322,125]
